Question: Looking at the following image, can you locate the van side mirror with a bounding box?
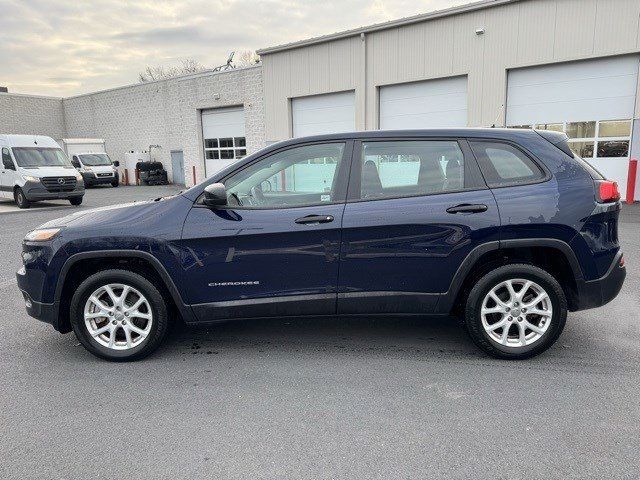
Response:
[203,183,227,207]
[113,160,120,167]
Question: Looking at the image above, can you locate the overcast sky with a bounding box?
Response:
[1,0,473,97]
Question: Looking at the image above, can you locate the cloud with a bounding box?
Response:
[0,0,472,96]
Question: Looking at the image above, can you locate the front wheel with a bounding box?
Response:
[464,264,567,360]
[69,196,83,206]
[70,269,169,361]
[14,188,30,209]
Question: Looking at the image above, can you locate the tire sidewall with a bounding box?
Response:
[70,270,168,361]
[15,188,29,208]
[466,265,567,359]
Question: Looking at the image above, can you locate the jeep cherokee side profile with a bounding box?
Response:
[16,129,625,361]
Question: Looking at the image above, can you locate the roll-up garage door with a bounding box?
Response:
[291,91,355,137]
[506,56,639,195]
[201,107,246,177]
[379,76,468,129]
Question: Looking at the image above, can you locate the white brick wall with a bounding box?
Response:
[63,66,264,186]
[1,67,264,187]
[0,93,65,139]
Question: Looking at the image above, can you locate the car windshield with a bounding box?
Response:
[12,147,72,168]
[79,153,112,166]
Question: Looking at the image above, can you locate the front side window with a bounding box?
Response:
[470,141,545,187]
[2,148,13,169]
[223,143,345,208]
[12,148,72,168]
[79,153,112,166]
[359,141,465,200]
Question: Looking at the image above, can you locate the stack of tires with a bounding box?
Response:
[136,162,168,186]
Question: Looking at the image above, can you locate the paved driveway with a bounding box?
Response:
[0,186,638,479]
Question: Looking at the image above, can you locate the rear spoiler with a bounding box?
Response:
[535,129,605,181]
[534,129,574,158]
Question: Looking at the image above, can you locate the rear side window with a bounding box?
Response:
[359,140,467,200]
[470,141,546,187]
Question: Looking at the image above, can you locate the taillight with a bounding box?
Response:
[595,180,621,203]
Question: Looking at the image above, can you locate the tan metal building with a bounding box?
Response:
[257,0,640,197]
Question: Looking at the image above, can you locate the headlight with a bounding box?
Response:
[84,166,93,172]
[22,175,40,182]
[24,228,61,242]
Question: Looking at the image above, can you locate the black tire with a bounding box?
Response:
[464,263,567,360]
[14,188,31,209]
[69,196,83,206]
[111,178,119,187]
[70,269,169,361]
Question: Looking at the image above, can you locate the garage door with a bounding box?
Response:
[291,91,355,137]
[379,76,468,130]
[201,107,246,177]
[506,56,639,195]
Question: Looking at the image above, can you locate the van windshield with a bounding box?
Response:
[12,148,72,168]
[79,153,112,166]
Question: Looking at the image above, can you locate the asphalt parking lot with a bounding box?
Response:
[1,185,639,479]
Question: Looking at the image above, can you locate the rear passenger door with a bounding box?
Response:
[337,138,500,314]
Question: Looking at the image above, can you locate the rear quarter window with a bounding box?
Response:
[470,141,546,187]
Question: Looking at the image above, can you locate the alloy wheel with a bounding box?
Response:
[480,278,552,348]
[84,283,153,350]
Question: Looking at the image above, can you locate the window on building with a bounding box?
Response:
[204,137,247,161]
[470,141,545,187]
[359,141,465,199]
[506,119,634,160]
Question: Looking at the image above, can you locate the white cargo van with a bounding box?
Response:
[0,134,84,209]
[59,138,119,187]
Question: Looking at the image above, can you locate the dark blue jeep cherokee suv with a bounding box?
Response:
[16,129,626,361]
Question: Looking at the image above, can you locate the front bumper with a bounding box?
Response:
[82,172,116,185]
[23,180,84,201]
[16,266,65,332]
[573,251,626,311]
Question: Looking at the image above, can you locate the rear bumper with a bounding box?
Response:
[573,251,626,311]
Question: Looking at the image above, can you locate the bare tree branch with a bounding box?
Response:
[138,59,207,82]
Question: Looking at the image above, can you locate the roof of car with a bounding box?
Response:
[268,128,541,149]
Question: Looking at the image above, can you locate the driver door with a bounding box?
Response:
[180,141,352,322]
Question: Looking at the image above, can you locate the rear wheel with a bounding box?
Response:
[464,264,567,359]
[69,196,83,206]
[14,188,30,209]
[70,269,169,361]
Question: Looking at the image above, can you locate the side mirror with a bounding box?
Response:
[113,160,120,167]
[203,183,227,207]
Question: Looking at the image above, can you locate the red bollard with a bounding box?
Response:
[192,165,197,185]
[124,169,129,186]
[626,158,638,204]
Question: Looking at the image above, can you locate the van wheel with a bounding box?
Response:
[111,178,119,187]
[464,264,567,360]
[14,188,30,209]
[69,196,83,206]
[70,269,169,361]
